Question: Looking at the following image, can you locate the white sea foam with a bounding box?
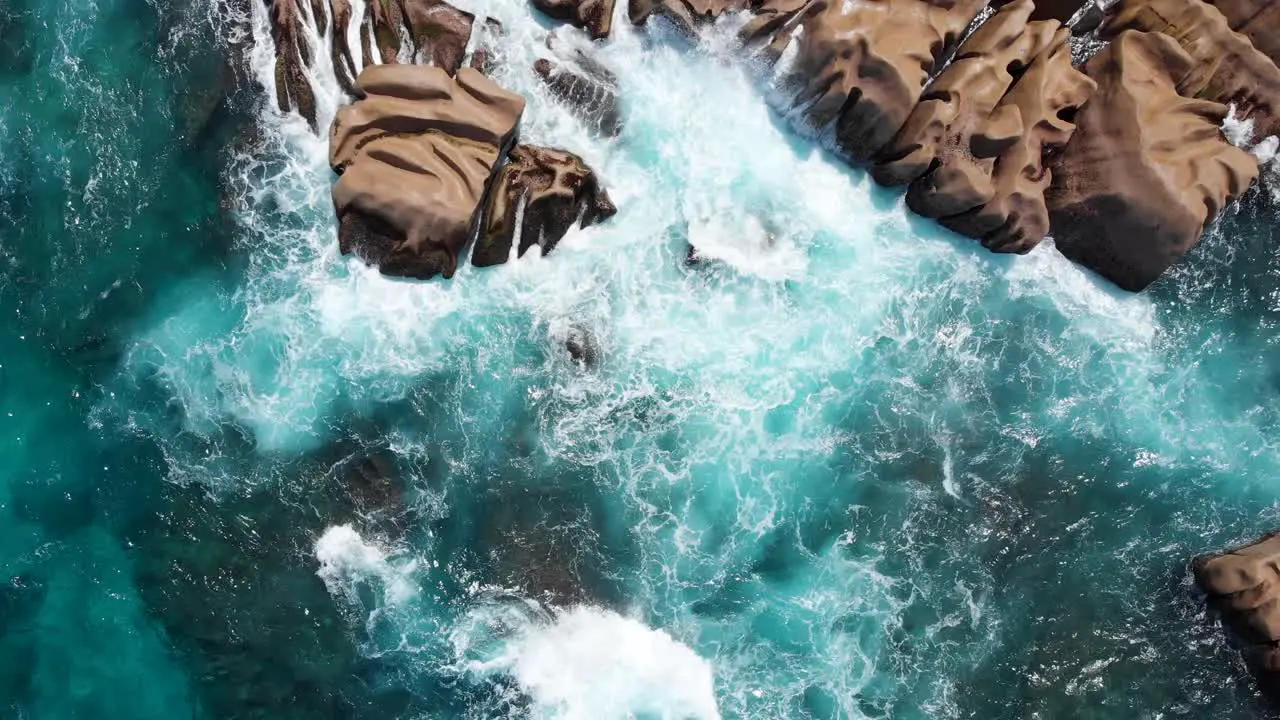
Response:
[315,524,417,606]
[455,603,721,720]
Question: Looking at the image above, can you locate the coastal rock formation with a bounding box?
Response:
[329,65,525,279]
[872,0,1094,252]
[943,32,1094,252]
[1205,0,1280,66]
[769,0,987,162]
[1045,31,1257,291]
[268,0,483,129]
[872,1,1061,194]
[1195,533,1280,694]
[399,0,475,74]
[534,40,623,136]
[533,0,616,39]
[472,144,617,266]
[270,0,319,130]
[1102,0,1280,140]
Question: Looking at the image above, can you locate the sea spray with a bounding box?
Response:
[453,601,722,720]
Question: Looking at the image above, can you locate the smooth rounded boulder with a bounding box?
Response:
[1045,31,1258,292]
[329,65,525,279]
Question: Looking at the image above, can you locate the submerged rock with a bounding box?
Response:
[532,0,616,40]
[1195,533,1280,697]
[534,39,623,136]
[329,64,525,279]
[1102,0,1280,142]
[1045,31,1258,291]
[472,144,617,267]
[468,17,506,74]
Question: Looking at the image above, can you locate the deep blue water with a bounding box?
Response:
[4,0,1280,717]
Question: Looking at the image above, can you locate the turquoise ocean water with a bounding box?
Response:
[4,0,1280,716]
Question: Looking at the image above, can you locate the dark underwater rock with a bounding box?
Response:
[534,40,623,136]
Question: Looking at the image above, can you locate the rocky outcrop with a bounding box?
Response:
[329,65,525,279]
[534,39,623,136]
[268,0,482,130]
[1204,0,1280,66]
[399,0,475,74]
[271,0,319,130]
[873,0,1093,252]
[1102,0,1280,141]
[533,0,616,39]
[472,144,617,266]
[1045,31,1258,291]
[1195,533,1280,695]
[767,0,988,162]
[944,30,1094,252]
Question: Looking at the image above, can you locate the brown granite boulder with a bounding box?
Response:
[765,0,986,163]
[1205,0,1280,67]
[329,0,359,95]
[1102,0,1280,141]
[1196,533,1280,694]
[875,0,1094,253]
[270,0,319,131]
[472,144,617,266]
[1045,31,1258,292]
[872,0,1061,189]
[941,30,1095,253]
[329,65,526,279]
[400,0,476,74]
[533,0,616,39]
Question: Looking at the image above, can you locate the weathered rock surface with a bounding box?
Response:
[1102,0,1280,140]
[533,0,616,39]
[472,144,617,266]
[873,0,1061,189]
[769,0,987,162]
[534,38,623,136]
[1045,31,1258,291]
[1196,533,1280,693]
[942,30,1094,252]
[1205,0,1280,67]
[329,65,525,279]
[399,0,475,74]
[873,0,1093,253]
[270,0,319,130]
[268,0,482,130]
